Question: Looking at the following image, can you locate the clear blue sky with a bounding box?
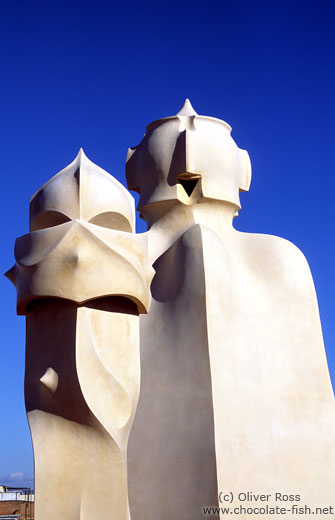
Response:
[1,0,334,487]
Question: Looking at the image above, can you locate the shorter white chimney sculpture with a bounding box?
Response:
[6,150,153,519]
[7,101,334,520]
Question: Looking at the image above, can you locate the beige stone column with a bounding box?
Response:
[7,150,153,520]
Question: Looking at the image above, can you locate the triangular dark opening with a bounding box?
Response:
[179,179,199,196]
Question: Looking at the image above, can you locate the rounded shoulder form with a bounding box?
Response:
[234,230,314,290]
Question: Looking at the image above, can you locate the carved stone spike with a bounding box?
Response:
[40,367,58,393]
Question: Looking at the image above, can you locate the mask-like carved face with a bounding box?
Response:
[7,150,154,315]
[126,100,251,214]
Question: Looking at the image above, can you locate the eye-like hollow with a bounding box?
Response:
[30,211,71,231]
[89,212,132,232]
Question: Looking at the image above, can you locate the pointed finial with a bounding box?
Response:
[177,99,198,116]
[4,265,17,286]
[40,367,59,393]
[76,148,86,161]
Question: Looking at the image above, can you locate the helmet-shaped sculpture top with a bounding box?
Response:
[30,149,135,232]
[126,100,251,214]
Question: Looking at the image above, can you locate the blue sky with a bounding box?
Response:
[1,0,334,486]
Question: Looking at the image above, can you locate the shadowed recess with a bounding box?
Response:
[179,178,199,196]
[27,296,139,315]
[89,212,132,232]
[151,238,186,302]
[30,210,71,231]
